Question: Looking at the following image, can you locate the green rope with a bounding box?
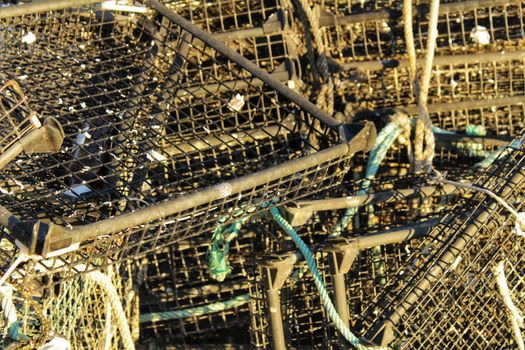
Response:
[207,199,278,281]
[139,294,250,323]
[270,207,387,350]
[332,121,405,237]
[207,219,246,282]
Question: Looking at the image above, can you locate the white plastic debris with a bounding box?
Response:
[380,21,391,34]
[228,93,245,112]
[450,79,458,89]
[38,337,71,350]
[101,0,152,14]
[21,32,36,45]
[30,114,42,128]
[147,150,167,162]
[449,255,462,271]
[470,26,490,45]
[515,212,525,236]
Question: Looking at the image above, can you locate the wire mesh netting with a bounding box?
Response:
[138,228,259,346]
[160,0,302,80]
[0,0,523,348]
[247,174,458,348]
[0,1,371,290]
[355,136,525,349]
[0,80,40,155]
[316,0,525,61]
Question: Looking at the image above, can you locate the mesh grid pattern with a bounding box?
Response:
[139,228,258,345]
[0,80,40,154]
[317,0,525,61]
[160,0,300,77]
[345,58,525,114]
[0,2,353,288]
[356,138,525,348]
[248,252,338,349]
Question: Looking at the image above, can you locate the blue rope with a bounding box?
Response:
[270,207,386,350]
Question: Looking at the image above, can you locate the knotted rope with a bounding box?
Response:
[404,0,440,173]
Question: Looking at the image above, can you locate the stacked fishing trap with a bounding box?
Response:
[0,0,523,349]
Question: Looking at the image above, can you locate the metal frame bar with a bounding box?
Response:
[3,122,375,257]
[366,168,525,346]
[317,0,520,27]
[334,50,525,72]
[287,184,458,226]
[256,217,440,348]
[0,1,377,257]
[145,0,340,130]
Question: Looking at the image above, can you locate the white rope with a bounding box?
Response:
[37,337,71,350]
[404,0,440,173]
[493,261,524,350]
[0,252,30,287]
[103,299,113,350]
[84,271,135,350]
[0,285,18,338]
[432,170,525,231]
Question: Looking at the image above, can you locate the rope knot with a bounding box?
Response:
[207,221,242,282]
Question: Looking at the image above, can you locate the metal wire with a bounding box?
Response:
[357,136,525,348]
[0,1,362,288]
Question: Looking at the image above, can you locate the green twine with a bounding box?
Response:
[207,199,278,282]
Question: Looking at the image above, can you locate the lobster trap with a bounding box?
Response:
[138,227,262,346]
[0,245,143,349]
[348,135,525,349]
[315,0,525,62]
[0,0,376,290]
[304,0,525,127]
[161,0,302,83]
[247,172,460,348]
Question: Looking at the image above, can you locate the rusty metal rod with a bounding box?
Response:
[0,0,103,18]
[295,184,459,212]
[163,120,295,157]
[176,69,291,99]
